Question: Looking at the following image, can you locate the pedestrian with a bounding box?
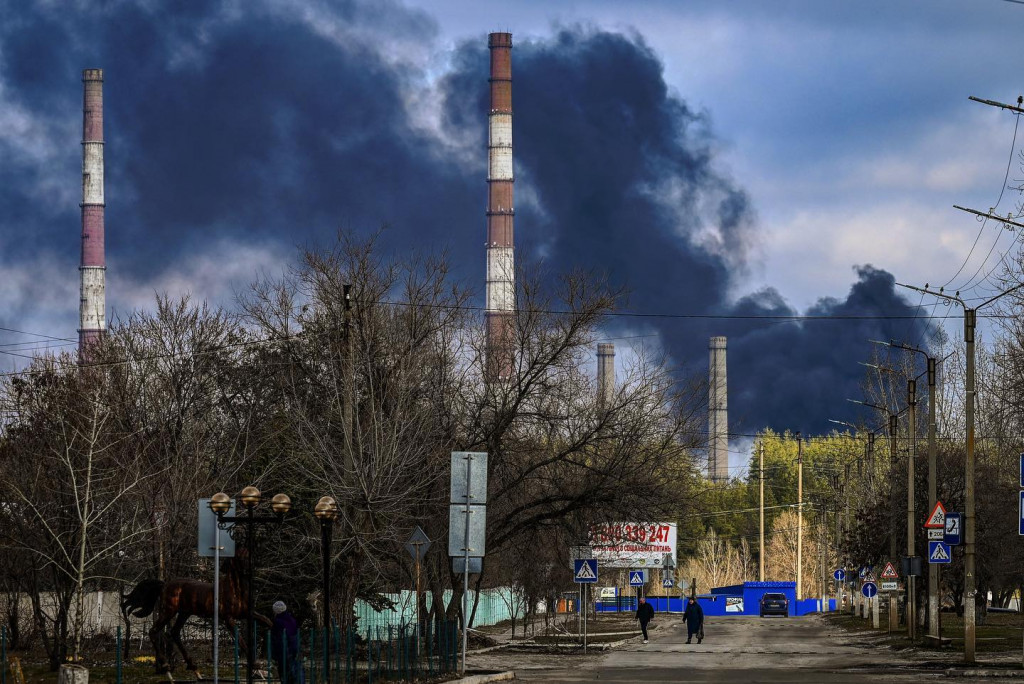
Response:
[271,600,305,683]
[634,596,655,644]
[683,596,704,644]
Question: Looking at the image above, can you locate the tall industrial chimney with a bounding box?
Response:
[708,336,728,481]
[597,343,615,407]
[485,32,515,380]
[79,68,106,357]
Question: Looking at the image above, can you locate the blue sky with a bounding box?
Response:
[1,0,1021,451]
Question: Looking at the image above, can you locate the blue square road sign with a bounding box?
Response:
[629,570,646,586]
[573,559,598,583]
[928,541,951,564]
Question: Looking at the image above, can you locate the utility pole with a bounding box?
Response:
[819,506,827,607]
[889,415,898,564]
[759,441,765,582]
[907,379,917,642]
[797,433,803,601]
[964,307,976,662]
[867,433,875,489]
[897,281,1024,662]
[928,357,938,641]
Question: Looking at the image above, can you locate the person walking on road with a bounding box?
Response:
[683,596,704,644]
[635,596,655,644]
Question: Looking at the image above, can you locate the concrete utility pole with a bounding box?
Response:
[964,307,977,662]
[759,441,765,582]
[897,281,1024,662]
[867,433,875,489]
[906,379,917,641]
[927,356,939,641]
[797,433,803,601]
[889,415,898,563]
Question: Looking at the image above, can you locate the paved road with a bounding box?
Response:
[474,614,978,683]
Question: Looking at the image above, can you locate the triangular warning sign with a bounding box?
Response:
[575,561,596,580]
[930,543,950,562]
[924,501,947,528]
[880,562,899,579]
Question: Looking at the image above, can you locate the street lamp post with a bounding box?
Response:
[209,493,233,684]
[314,496,339,684]
[211,486,292,684]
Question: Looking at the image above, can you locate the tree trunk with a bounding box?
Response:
[58,664,89,684]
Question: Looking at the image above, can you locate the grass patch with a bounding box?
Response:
[826,609,1024,653]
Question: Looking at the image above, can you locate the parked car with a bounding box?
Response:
[759,592,789,617]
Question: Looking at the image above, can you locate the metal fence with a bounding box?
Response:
[354,587,526,637]
[0,615,462,683]
[115,620,457,683]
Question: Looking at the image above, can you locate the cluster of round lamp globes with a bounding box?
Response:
[207,487,340,520]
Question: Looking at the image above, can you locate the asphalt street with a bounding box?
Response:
[471,614,1021,683]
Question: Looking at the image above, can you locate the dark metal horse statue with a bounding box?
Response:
[121,552,271,676]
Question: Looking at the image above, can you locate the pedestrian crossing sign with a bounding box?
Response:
[574,559,598,583]
[663,578,674,588]
[928,541,951,564]
[629,570,646,586]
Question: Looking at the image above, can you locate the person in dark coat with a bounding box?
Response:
[683,597,704,644]
[634,597,655,644]
[271,601,304,683]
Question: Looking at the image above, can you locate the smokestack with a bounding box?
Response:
[597,343,615,407]
[708,336,728,481]
[485,32,514,380]
[79,68,106,358]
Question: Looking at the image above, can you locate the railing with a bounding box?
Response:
[107,619,460,683]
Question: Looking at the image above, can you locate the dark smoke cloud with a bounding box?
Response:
[0,3,931,433]
[440,28,932,434]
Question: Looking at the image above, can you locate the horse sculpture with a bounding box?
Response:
[121,551,272,676]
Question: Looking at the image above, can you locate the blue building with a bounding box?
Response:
[597,581,835,616]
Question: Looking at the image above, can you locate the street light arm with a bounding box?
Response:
[896,282,965,308]
[847,398,888,412]
[953,204,1024,232]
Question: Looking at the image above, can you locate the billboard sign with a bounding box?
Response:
[589,522,677,568]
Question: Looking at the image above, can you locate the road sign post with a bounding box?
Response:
[1019,491,1024,536]
[629,569,646,602]
[406,526,431,638]
[449,452,487,675]
[199,498,235,684]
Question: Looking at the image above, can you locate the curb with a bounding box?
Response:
[450,671,516,683]
[945,669,1024,678]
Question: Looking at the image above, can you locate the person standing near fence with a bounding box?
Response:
[683,597,704,644]
[634,597,654,644]
[271,601,304,683]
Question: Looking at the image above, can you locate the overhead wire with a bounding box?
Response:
[941,112,1021,291]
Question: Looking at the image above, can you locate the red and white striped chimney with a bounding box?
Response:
[486,32,514,380]
[79,68,106,357]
